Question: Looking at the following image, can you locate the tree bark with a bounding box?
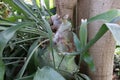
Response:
[88,0,115,80]
[112,0,120,9]
[55,0,77,20]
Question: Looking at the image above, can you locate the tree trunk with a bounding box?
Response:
[88,0,115,80]
[55,0,77,20]
[112,0,120,9]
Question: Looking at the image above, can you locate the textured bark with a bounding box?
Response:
[55,0,77,20]
[76,0,90,33]
[88,0,115,80]
[112,0,120,9]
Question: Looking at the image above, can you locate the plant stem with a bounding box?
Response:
[58,55,65,69]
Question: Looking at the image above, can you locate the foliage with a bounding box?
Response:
[33,66,66,80]
[114,47,120,79]
[0,0,120,80]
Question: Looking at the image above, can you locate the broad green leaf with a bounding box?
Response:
[88,9,120,23]
[33,66,66,80]
[105,23,120,45]
[83,53,95,71]
[0,59,5,80]
[79,19,87,47]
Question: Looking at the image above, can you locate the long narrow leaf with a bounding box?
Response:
[69,24,108,56]
[72,9,120,56]
[0,59,5,80]
[3,0,24,14]
[16,41,40,78]
[79,73,91,80]
[80,24,108,54]
[0,22,34,56]
[42,18,55,67]
[88,9,120,23]
[73,33,81,51]
[78,19,87,67]
[83,53,95,71]
[13,0,38,22]
[0,20,16,26]
[15,74,34,80]
[0,22,34,80]
[79,19,87,47]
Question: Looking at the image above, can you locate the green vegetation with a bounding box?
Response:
[0,0,120,80]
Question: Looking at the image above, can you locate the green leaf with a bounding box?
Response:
[33,66,66,80]
[78,19,87,66]
[65,9,120,56]
[44,0,49,9]
[83,53,95,71]
[78,23,120,62]
[3,0,24,14]
[105,23,120,45]
[42,18,55,67]
[0,59,5,80]
[79,73,91,80]
[15,74,34,80]
[75,73,91,80]
[73,32,81,51]
[0,19,15,26]
[0,26,8,31]
[79,19,87,47]
[115,48,120,55]
[0,22,33,80]
[80,24,108,54]
[88,9,120,23]
[16,40,40,78]
[36,0,40,7]
[5,15,26,22]
[13,0,38,22]
[19,28,48,36]
[0,22,34,56]
[27,40,42,74]
[69,24,108,56]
